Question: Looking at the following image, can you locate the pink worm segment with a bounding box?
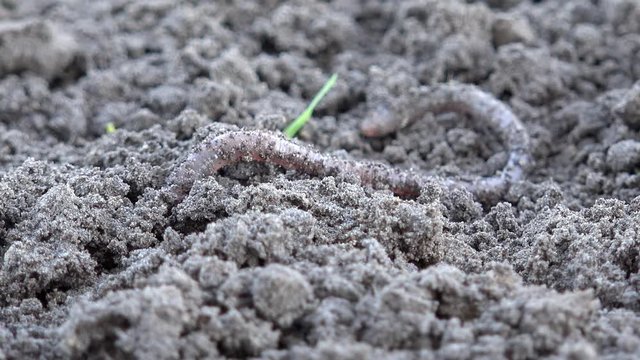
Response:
[360,83,532,189]
[165,131,425,203]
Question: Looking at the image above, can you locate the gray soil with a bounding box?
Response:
[0,0,639,359]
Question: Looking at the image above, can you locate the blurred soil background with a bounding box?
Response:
[0,0,639,358]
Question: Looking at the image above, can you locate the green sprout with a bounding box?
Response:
[284,73,338,139]
[105,122,117,134]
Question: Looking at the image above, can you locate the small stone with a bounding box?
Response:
[614,82,640,129]
[251,264,313,327]
[492,16,536,47]
[606,140,640,173]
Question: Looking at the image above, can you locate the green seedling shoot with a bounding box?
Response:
[105,122,117,134]
[284,73,338,138]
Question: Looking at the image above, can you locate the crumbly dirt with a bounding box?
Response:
[0,0,639,359]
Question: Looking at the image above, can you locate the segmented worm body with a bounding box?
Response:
[166,84,532,204]
[361,83,532,192]
[165,130,426,204]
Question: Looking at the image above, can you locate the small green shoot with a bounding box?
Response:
[284,73,338,138]
[105,122,116,134]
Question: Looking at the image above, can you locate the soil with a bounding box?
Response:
[0,0,639,359]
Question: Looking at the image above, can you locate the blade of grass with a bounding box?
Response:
[284,73,338,138]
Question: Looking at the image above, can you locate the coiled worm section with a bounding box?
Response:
[166,84,532,205]
[361,83,532,193]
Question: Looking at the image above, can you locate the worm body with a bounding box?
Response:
[166,84,532,205]
[165,131,426,203]
[361,83,532,192]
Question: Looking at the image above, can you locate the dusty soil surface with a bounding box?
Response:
[1,0,639,359]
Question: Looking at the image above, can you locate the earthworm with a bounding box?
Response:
[361,83,532,192]
[165,130,426,204]
[165,84,531,204]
